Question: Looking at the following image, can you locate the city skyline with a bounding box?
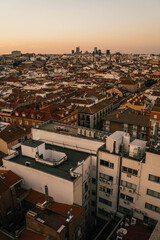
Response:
[0,0,160,54]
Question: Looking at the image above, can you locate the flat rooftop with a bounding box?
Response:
[4,142,90,182]
[38,121,78,136]
[22,139,44,148]
[130,139,147,147]
[36,120,106,141]
[32,206,66,231]
[110,217,153,240]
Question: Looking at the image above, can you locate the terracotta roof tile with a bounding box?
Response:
[26,190,84,219]
[0,170,22,188]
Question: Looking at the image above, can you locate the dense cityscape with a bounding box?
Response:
[0,49,160,240]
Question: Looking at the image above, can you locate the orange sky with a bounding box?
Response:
[0,0,160,54]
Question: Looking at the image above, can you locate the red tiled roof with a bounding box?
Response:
[0,170,22,187]
[18,229,46,240]
[0,124,31,143]
[26,190,84,219]
[25,189,50,204]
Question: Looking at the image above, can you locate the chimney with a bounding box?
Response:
[67,208,73,222]
[45,185,49,204]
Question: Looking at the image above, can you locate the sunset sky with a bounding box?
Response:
[0,0,160,54]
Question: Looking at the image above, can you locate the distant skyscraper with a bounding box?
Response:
[98,49,101,56]
[94,47,98,54]
[106,50,110,55]
[72,50,75,54]
[76,47,80,54]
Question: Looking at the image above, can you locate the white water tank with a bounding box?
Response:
[123,133,130,153]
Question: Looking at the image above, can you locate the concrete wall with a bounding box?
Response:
[139,152,160,221]
[2,159,75,205]
[32,128,103,154]
[97,151,120,219]
[21,143,45,158]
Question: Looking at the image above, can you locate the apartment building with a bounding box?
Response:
[150,98,160,140]
[2,121,104,227]
[0,170,25,233]
[0,124,31,154]
[97,131,160,229]
[103,107,150,141]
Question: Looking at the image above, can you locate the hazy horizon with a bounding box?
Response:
[0,0,160,55]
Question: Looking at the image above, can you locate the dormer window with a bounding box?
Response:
[22,113,26,117]
[37,115,41,119]
[15,112,19,116]
[31,114,35,119]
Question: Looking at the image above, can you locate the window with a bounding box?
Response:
[149,174,160,183]
[98,208,110,217]
[121,180,137,190]
[99,185,106,192]
[100,160,114,169]
[145,203,160,213]
[91,201,95,207]
[147,189,160,199]
[91,211,95,216]
[99,185,113,195]
[99,173,113,182]
[85,182,88,193]
[86,115,90,121]
[25,121,28,125]
[92,190,96,196]
[122,166,138,176]
[99,197,112,207]
[92,178,96,184]
[120,193,134,203]
[19,120,22,125]
[133,125,137,131]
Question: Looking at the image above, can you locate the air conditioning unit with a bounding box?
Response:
[135,209,141,214]
[106,193,110,197]
[120,186,125,191]
[129,189,134,193]
[107,181,112,186]
[131,217,137,226]
[124,200,129,205]
[99,178,102,182]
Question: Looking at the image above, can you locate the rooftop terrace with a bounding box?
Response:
[3,142,90,182]
[36,120,107,141]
